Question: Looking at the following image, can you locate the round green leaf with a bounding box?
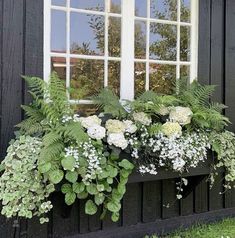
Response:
[77,191,88,199]
[111,212,120,222]
[97,184,105,192]
[73,182,85,194]
[61,156,75,171]
[49,170,64,184]
[65,192,76,205]
[61,183,72,194]
[107,201,121,213]
[118,159,134,170]
[85,200,97,215]
[87,184,98,195]
[65,171,78,183]
[94,193,105,205]
[38,162,51,173]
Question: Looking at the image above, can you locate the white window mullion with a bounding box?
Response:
[120,0,135,100]
[190,0,199,82]
[176,0,181,80]
[104,0,110,87]
[145,0,150,91]
[66,0,71,99]
[44,0,51,83]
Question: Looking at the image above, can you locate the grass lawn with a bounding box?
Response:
[144,218,235,238]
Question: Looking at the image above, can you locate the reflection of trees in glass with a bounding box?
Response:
[149,0,190,94]
[69,1,191,100]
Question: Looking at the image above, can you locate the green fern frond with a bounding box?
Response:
[42,131,62,147]
[209,102,227,113]
[136,90,158,102]
[92,88,127,118]
[62,122,88,143]
[40,141,64,162]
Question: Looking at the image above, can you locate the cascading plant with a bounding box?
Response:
[0,73,235,224]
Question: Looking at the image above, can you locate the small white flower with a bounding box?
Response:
[173,158,186,171]
[176,194,182,199]
[182,178,188,186]
[158,105,170,116]
[107,133,128,149]
[169,106,193,125]
[87,125,106,140]
[133,112,152,126]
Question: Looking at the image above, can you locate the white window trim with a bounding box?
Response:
[44,0,199,102]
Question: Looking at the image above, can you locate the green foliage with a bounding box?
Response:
[209,130,235,189]
[92,88,128,118]
[177,80,230,131]
[0,136,55,224]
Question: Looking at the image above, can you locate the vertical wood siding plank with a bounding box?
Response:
[23,1,48,238]
[88,207,102,232]
[209,173,224,210]
[52,193,79,238]
[122,183,142,226]
[162,179,180,219]
[198,0,211,85]
[142,181,161,223]
[180,192,194,216]
[1,0,25,236]
[194,178,209,213]
[79,200,89,234]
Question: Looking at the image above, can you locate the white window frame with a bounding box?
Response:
[44,0,199,101]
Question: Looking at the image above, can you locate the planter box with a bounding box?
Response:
[128,152,223,184]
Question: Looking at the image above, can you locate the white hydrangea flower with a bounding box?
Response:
[169,106,193,125]
[133,112,152,126]
[105,119,126,133]
[78,115,102,129]
[123,120,137,134]
[161,122,182,138]
[172,158,186,171]
[107,133,128,149]
[87,125,106,140]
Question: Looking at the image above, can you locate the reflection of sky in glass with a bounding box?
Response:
[70,13,104,55]
[135,0,147,17]
[52,0,66,6]
[70,0,104,11]
[51,10,66,52]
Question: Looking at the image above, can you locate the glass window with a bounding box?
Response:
[45,0,198,101]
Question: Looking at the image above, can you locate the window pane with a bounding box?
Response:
[51,10,66,53]
[135,62,146,96]
[135,0,147,17]
[72,104,99,116]
[181,0,191,22]
[110,0,121,14]
[180,65,190,79]
[70,58,104,99]
[70,0,105,11]
[180,26,190,61]
[108,17,121,57]
[150,0,177,21]
[149,64,176,94]
[52,0,66,6]
[150,23,177,61]
[135,21,146,59]
[108,61,120,96]
[51,57,67,86]
[70,13,105,55]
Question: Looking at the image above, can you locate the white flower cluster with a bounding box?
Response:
[65,146,80,169]
[79,140,103,183]
[139,164,158,175]
[105,119,137,150]
[169,106,193,125]
[62,114,80,123]
[148,132,210,172]
[78,115,102,128]
[133,112,152,126]
[87,125,106,140]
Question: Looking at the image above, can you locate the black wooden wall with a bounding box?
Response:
[0,0,235,238]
